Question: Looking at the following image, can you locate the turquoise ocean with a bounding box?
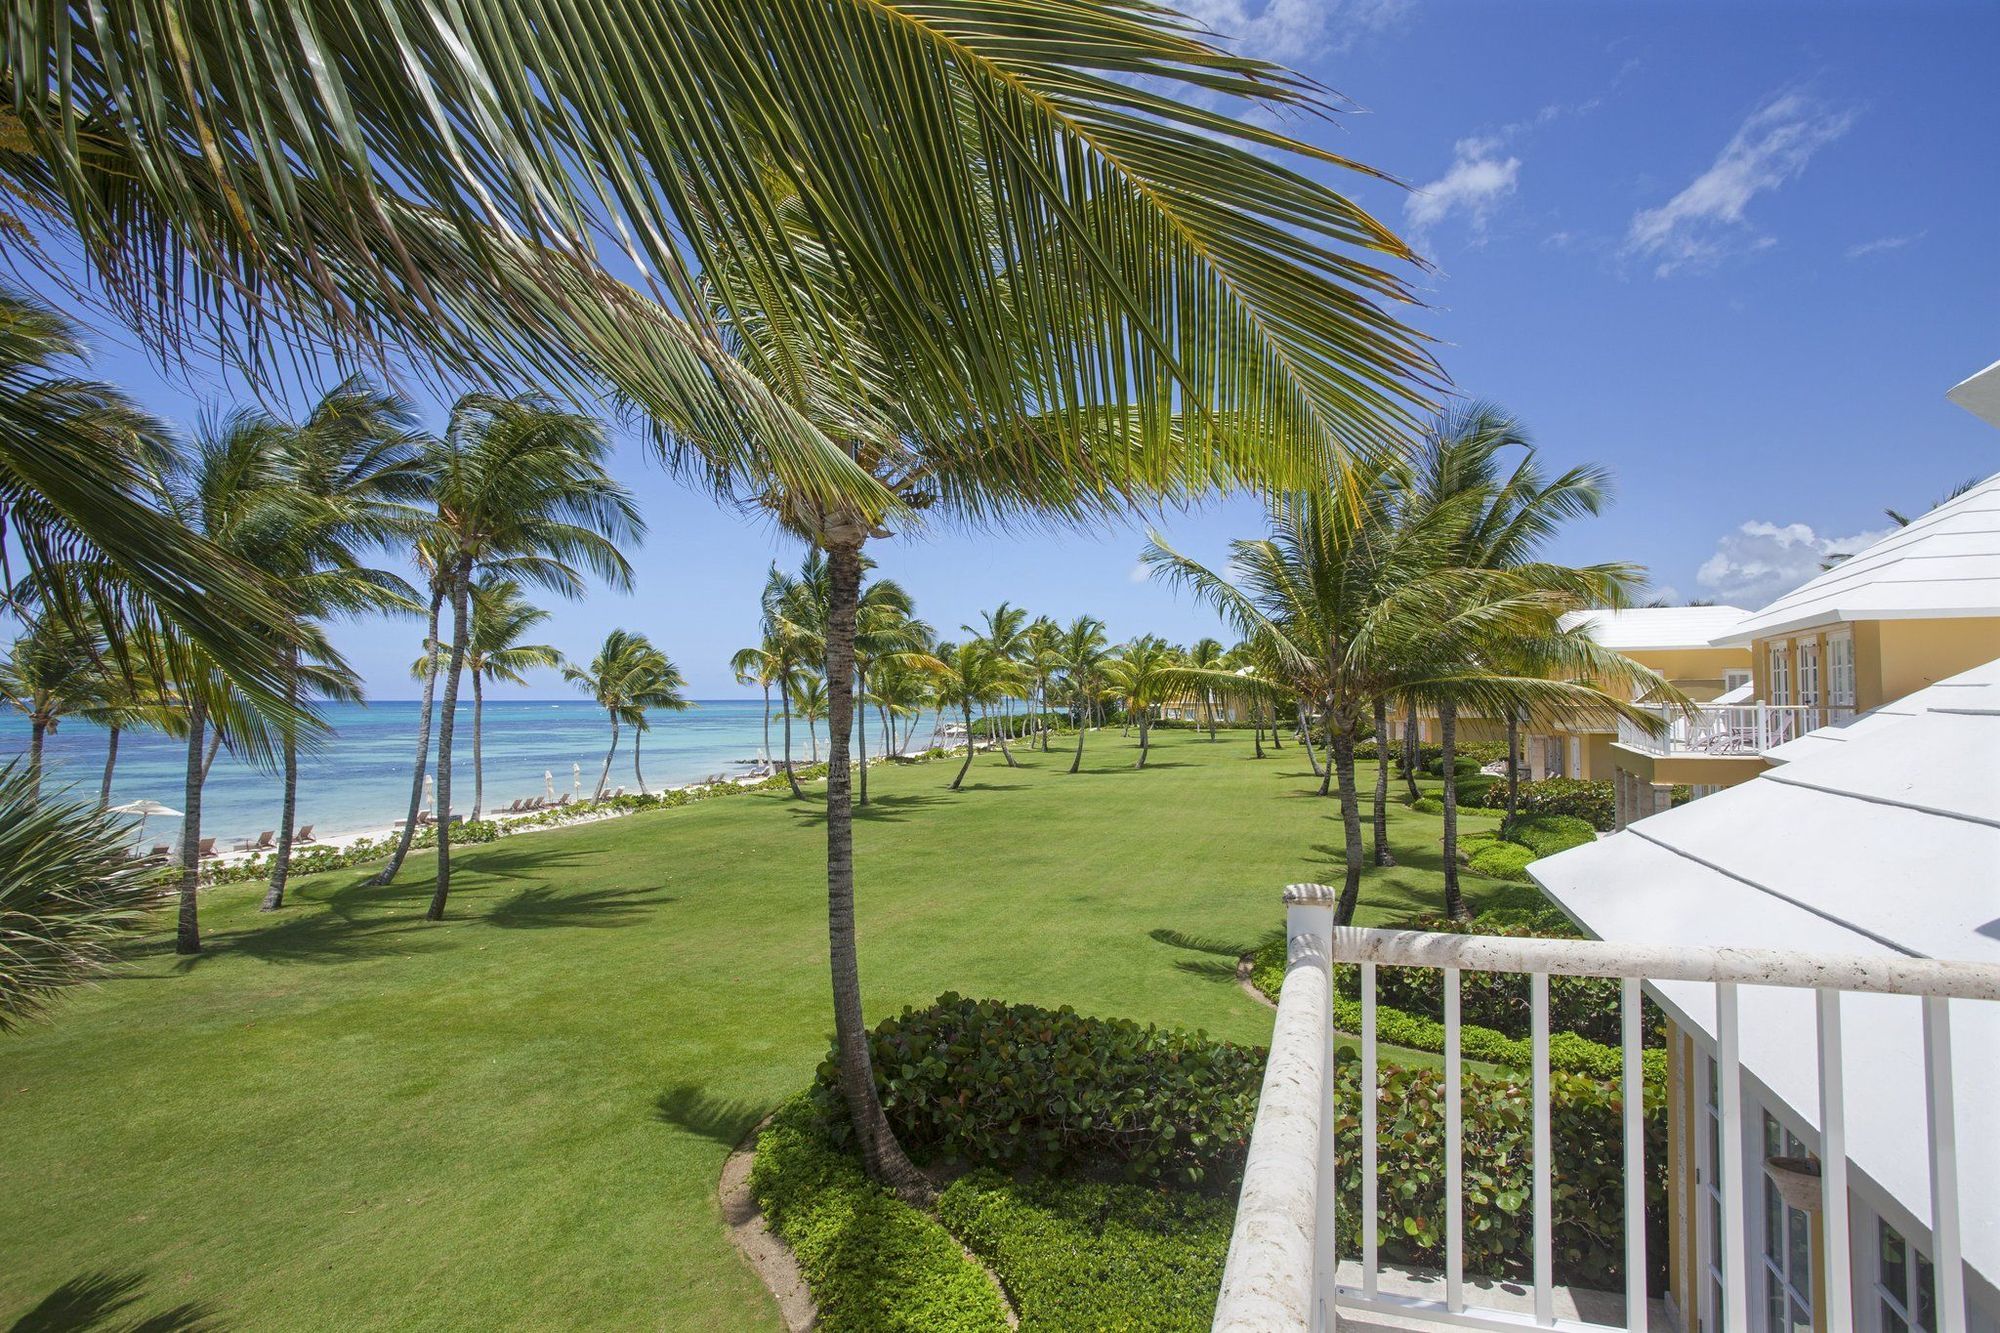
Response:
[0,698,913,849]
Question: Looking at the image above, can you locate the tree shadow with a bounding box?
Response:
[651,1083,769,1148]
[1147,927,1246,958]
[786,793,949,827]
[1172,956,1242,982]
[486,884,676,931]
[7,1270,219,1332]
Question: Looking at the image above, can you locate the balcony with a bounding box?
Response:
[1614,703,1855,759]
[1214,884,2000,1333]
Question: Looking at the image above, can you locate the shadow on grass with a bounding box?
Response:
[486,884,676,930]
[652,1083,770,1148]
[786,793,950,827]
[7,1270,219,1332]
[1147,927,1245,957]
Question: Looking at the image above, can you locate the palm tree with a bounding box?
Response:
[14,11,1439,1201]
[413,578,561,819]
[0,610,103,794]
[1103,636,1178,768]
[0,291,301,713]
[373,394,642,926]
[1022,617,1064,751]
[730,645,781,769]
[564,631,673,799]
[967,604,1031,760]
[0,765,171,1031]
[1053,617,1113,774]
[758,559,826,799]
[78,649,178,810]
[257,380,428,912]
[628,653,692,795]
[852,576,926,805]
[787,674,829,763]
[1186,637,1227,739]
[931,642,1018,790]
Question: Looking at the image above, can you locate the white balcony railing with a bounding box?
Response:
[1214,884,2000,1333]
[1615,703,1855,758]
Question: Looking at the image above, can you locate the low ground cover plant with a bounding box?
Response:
[1476,776,1614,829]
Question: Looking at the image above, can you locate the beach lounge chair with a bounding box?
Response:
[294,824,316,843]
[612,786,625,798]
[149,844,171,859]
[196,837,218,859]
[234,830,275,853]
[556,793,571,806]
[502,799,521,814]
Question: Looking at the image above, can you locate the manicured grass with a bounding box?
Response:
[0,730,1509,1330]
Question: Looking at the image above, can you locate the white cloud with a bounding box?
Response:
[1404,136,1521,246]
[1626,91,1856,277]
[1128,562,1152,584]
[1173,0,1409,63]
[1846,230,1926,260]
[1694,520,1894,606]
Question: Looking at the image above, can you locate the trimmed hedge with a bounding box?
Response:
[751,1095,1008,1332]
[817,994,1261,1186]
[1466,841,1535,881]
[1408,795,1500,819]
[938,1171,1233,1331]
[1478,776,1615,830]
[1500,813,1597,858]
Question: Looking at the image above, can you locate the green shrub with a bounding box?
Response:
[1455,774,1501,804]
[938,1171,1234,1331]
[1410,796,1445,815]
[1479,777,1615,830]
[1333,1060,1665,1289]
[1466,841,1536,881]
[818,994,1263,1186]
[752,1096,1008,1332]
[1500,813,1597,858]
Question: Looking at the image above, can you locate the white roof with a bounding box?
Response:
[1557,605,1751,652]
[1532,655,2000,1288]
[1949,358,2000,429]
[1719,471,2000,642]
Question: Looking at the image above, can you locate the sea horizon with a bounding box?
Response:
[1,698,939,849]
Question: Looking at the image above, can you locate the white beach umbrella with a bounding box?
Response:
[423,772,435,816]
[544,770,555,801]
[572,762,581,795]
[108,798,181,847]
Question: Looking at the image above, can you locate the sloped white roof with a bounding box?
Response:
[1532,655,2000,1290]
[1762,656,2000,764]
[1558,605,1751,652]
[1719,472,2000,643]
[1949,358,2000,429]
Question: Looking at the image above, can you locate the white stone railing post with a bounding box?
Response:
[1213,884,1334,1333]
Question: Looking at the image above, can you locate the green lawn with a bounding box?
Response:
[0,729,1504,1331]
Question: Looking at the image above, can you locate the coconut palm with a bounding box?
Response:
[373,395,642,927]
[1103,636,1179,768]
[1054,616,1112,773]
[730,645,781,769]
[967,604,1032,758]
[1021,617,1065,751]
[255,380,429,912]
[1185,637,1227,739]
[931,642,1019,791]
[758,559,829,799]
[413,578,561,819]
[0,610,103,794]
[77,647,178,810]
[628,653,692,796]
[852,578,926,805]
[787,674,830,763]
[0,763,172,1031]
[564,631,673,799]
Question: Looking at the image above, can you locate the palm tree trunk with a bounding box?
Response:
[1268,704,1283,749]
[1331,719,1368,926]
[199,729,223,785]
[1206,690,1217,741]
[856,665,868,807]
[1135,712,1150,768]
[27,718,46,796]
[1068,697,1089,774]
[823,538,929,1200]
[375,579,447,884]
[1401,708,1421,802]
[427,561,473,922]
[472,670,486,819]
[761,682,773,765]
[1298,701,1325,784]
[596,714,619,798]
[809,719,819,763]
[633,724,647,794]
[98,724,120,808]
[262,650,302,912]
[1252,697,1265,759]
[1505,714,1521,824]
[1371,697,1395,867]
[1441,699,1470,921]
[993,707,1019,766]
[176,699,207,955]
[952,702,977,789]
[779,675,804,799]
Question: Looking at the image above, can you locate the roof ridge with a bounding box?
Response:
[1759,764,2000,831]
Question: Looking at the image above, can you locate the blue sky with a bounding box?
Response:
[43,0,2000,698]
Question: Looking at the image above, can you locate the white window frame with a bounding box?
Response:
[1795,641,1821,709]
[1828,633,1857,708]
[1724,668,1753,692]
[1768,641,1793,706]
[1871,1216,1938,1333]
[1760,1111,1815,1332]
